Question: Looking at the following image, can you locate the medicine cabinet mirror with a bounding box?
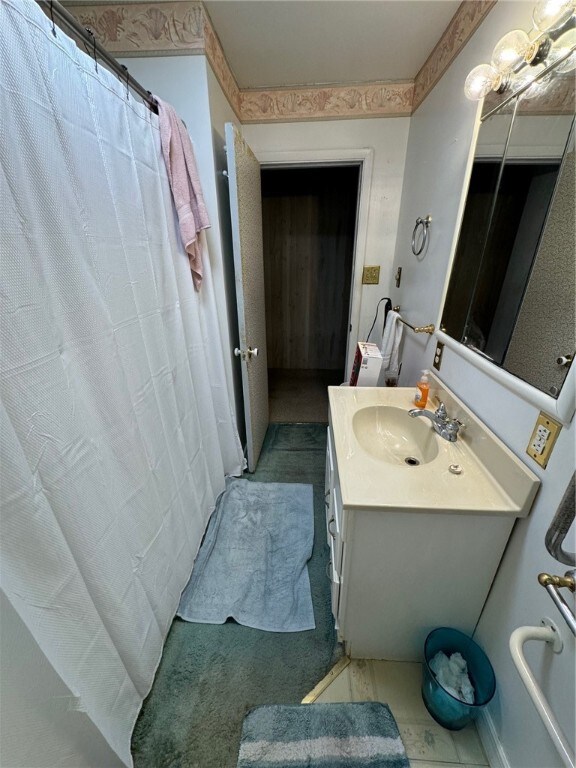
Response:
[440,63,575,420]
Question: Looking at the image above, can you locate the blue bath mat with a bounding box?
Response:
[236,702,409,767]
[178,479,315,632]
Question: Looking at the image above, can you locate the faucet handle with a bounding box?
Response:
[435,402,447,420]
[444,417,466,439]
[444,420,460,436]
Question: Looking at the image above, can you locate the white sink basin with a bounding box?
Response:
[328,377,539,516]
[352,405,439,465]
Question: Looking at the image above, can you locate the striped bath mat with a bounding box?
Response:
[236,702,409,768]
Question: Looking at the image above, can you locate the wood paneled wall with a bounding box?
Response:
[262,166,359,370]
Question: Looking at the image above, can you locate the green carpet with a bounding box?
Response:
[131,424,342,768]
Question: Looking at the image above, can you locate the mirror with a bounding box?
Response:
[441,64,575,402]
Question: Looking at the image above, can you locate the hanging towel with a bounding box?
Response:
[380,310,404,376]
[156,96,210,290]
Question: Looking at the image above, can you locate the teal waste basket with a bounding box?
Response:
[422,627,496,730]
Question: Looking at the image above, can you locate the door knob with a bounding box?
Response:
[234,347,258,360]
[556,354,573,367]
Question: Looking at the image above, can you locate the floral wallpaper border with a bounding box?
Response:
[66,1,496,122]
[202,8,241,118]
[412,0,497,112]
[240,82,414,122]
[68,2,205,54]
[66,1,243,118]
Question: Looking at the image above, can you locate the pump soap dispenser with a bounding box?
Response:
[414,370,430,409]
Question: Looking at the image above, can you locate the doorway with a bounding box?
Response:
[261,164,360,423]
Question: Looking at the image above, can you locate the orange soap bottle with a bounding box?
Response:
[414,369,430,409]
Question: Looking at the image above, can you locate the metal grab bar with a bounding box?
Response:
[538,572,576,636]
[545,474,575,567]
[510,621,574,768]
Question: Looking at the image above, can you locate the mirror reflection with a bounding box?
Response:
[442,68,575,398]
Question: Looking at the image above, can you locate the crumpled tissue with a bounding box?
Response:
[430,651,475,704]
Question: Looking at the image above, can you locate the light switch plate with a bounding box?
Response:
[527,412,561,468]
[362,266,380,285]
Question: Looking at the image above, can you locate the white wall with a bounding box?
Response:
[243,117,410,373]
[0,591,124,768]
[206,67,240,141]
[119,55,240,426]
[391,3,575,767]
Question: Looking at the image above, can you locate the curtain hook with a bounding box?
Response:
[49,0,57,36]
[121,64,130,101]
[85,28,98,72]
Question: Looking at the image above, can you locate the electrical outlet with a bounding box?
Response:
[527,412,561,468]
[530,424,550,455]
[362,266,380,285]
[433,341,444,371]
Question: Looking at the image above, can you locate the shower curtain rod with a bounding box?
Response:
[37,0,159,114]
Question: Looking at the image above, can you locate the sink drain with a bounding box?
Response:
[404,456,420,466]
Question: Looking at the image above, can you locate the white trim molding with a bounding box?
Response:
[477,709,511,768]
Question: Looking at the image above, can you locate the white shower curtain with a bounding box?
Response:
[0,1,244,764]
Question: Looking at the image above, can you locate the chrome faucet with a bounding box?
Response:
[408,401,464,442]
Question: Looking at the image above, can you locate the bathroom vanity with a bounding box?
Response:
[325,377,539,661]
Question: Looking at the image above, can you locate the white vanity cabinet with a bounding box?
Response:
[325,382,539,661]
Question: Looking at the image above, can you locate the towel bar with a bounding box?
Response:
[392,306,435,335]
[538,572,576,636]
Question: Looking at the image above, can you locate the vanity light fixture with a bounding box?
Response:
[464,0,576,100]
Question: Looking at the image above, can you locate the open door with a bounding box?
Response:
[225,123,269,471]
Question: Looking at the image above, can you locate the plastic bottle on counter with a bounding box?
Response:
[414,369,430,409]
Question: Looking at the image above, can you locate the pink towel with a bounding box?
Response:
[156,97,210,291]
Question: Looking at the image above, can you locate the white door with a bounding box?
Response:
[225,123,269,471]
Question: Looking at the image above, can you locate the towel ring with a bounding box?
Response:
[412,215,432,256]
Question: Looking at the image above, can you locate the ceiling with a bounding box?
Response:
[203,1,461,89]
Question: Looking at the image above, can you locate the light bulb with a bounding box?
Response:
[464,64,502,100]
[551,28,576,72]
[533,0,575,32]
[491,30,533,74]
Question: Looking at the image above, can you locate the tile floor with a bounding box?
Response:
[307,658,489,768]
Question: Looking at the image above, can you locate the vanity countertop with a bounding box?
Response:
[328,381,539,516]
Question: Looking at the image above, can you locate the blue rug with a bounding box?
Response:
[236,702,410,767]
[178,479,315,632]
